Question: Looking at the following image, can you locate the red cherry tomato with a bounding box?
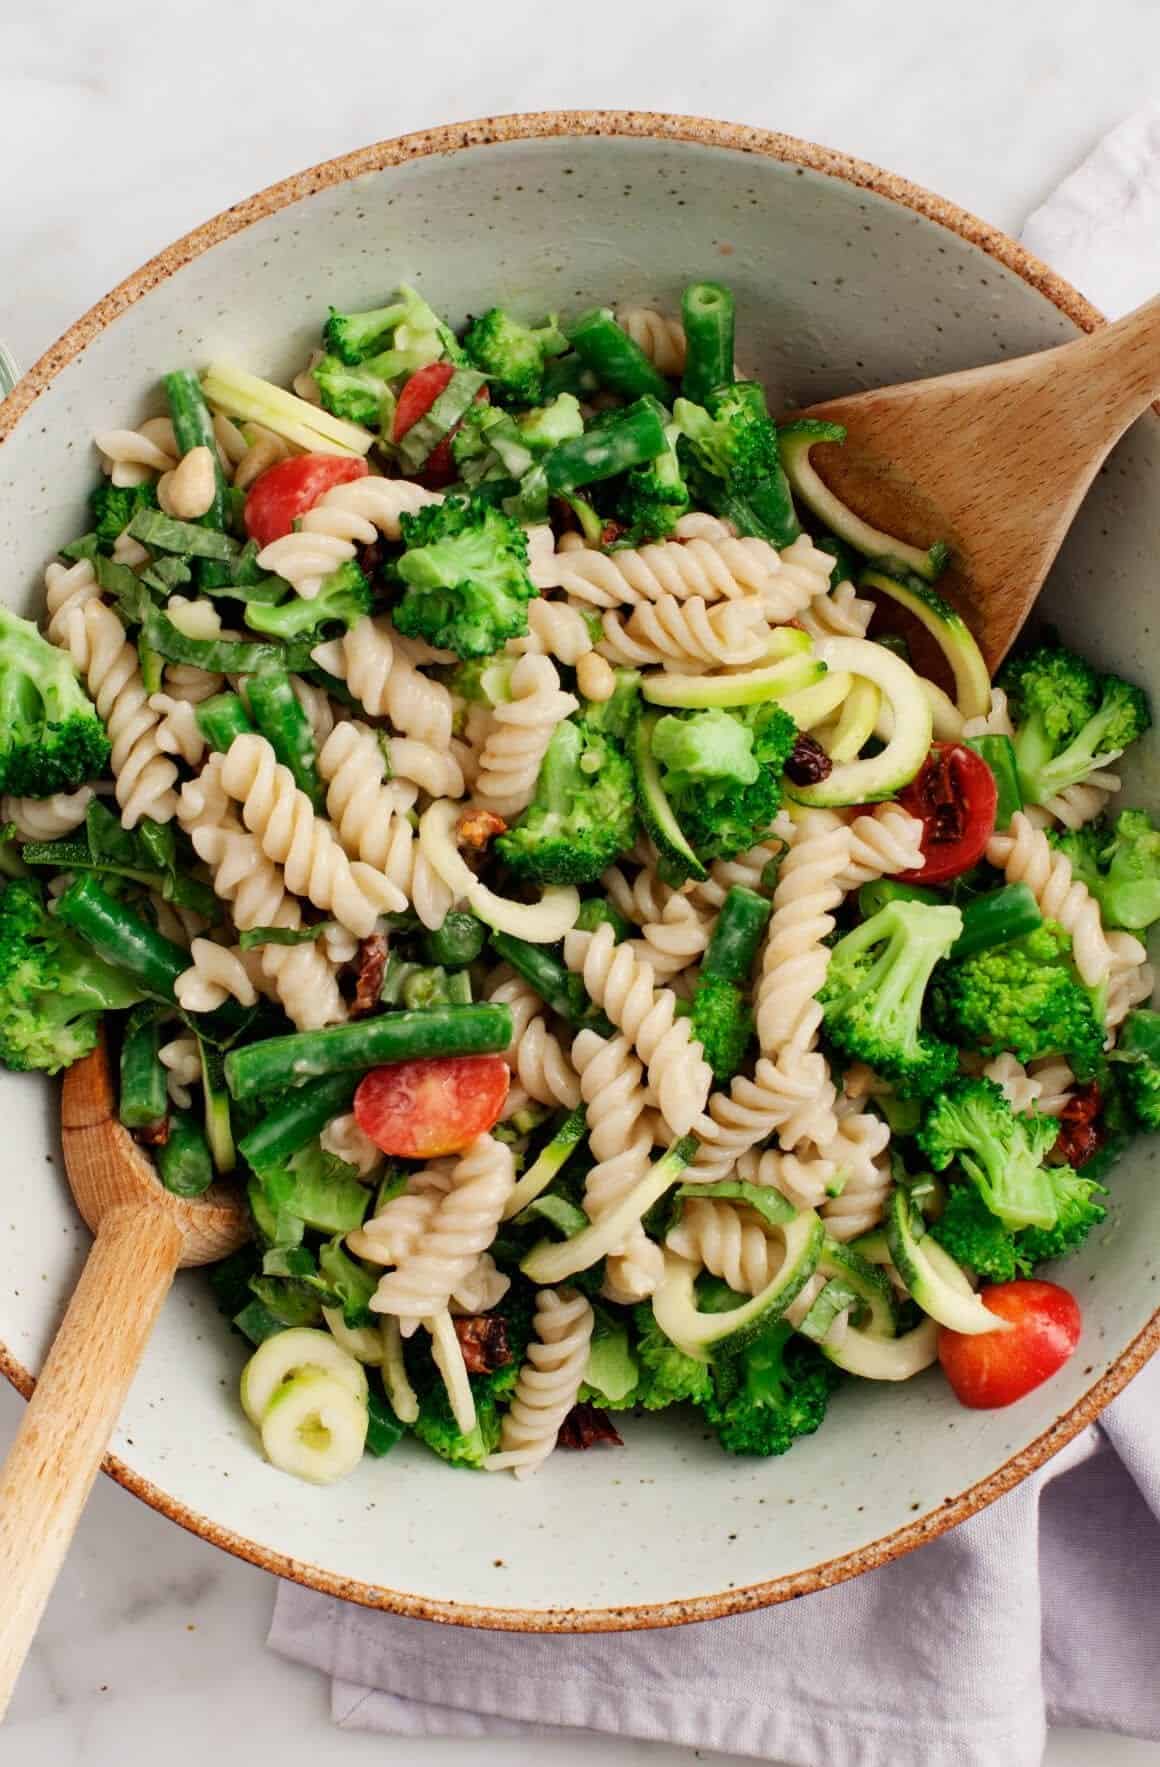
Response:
[353,1055,510,1159]
[392,361,456,442]
[392,363,489,488]
[895,741,998,884]
[938,1280,1081,1409]
[243,454,368,548]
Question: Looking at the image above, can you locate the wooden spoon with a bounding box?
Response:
[0,1032,246,1717]
[794,294,1160,669]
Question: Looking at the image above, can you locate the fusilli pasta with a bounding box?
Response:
[485,1287,594,1477]
[313,616,454,746]
[174,939,267,1013]
[597,594,771,672]
[55,596,179,827]
[319,1111,384,1178]
[1,786,93,840]
[615,306,686,375]
[754,810,850,1057]
[473,653,578,820]
[316,721,453,931]
[833,804,926,893]
[258,476,443,597]
[485,971,580,1110]
[571,1027,663,1305]
[159,1033,201,1110]
[986,812,1121,988]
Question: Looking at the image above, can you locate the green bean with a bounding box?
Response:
[568,308,672,401]
[245,666,323,808]
[421,910,486,969]
[544,399,668,494]
[164,370,231,588]
[858,879,941,919]
[681,282,735,405]
[196,692,255,755]
[700,887,771,986]
[156,1113,214,1197]
[55,875,246,1037]
[952,883,1042,961]
[237,1073,360,1170]
[489,932,613,1035]
[223,1003,514,1101]
[197,1038,236,1174]
[965,734,1023,830]
[119,1006,169,1129]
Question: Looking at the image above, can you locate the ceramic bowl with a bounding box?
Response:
[1,113,1157,1631]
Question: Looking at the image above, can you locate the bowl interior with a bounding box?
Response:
[1,123,1157,1626]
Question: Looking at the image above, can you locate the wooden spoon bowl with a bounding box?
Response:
[797,295,1160,670]
[0,1033,247,1716]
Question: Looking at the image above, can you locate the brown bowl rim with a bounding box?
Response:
[1,108,1155,1634]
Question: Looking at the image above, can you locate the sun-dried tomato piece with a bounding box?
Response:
[457,808,506,851]
[452,1315,512,1375]
[135,1117,171,1147]
[557,1404,624,1450]
[1052,1082,1104,1169]
[352,932,388,1016]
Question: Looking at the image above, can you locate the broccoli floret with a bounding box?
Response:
[517,393,585,451]
[931,1182,1029,1283]
[616,404,689,544]
[312,355,395,427]
[690,973,753,1084]
[1001,640,1151,807]
[244,560,370,640]
[930,920,1104,1071]
[411,1382,501,1468]
[1019,1166,1107,1265]
[580,668,640,743]
[705,1319,837,1457]
[0,606,111,797]
[0,877,144,1073]
[820,900,962,1098]
[1055,810,1160,932]
[323,285,456,367]
[917,1077,1061,1231]
[652,703,796,864]
[631,1304,714,1411]
[1110,1007,1160,1130]
[89,480,158,551]
[393,494,536,660]
[574,898,632,940]
[463,308,568,404]
[674,382,798,545]
[497,719,637,885]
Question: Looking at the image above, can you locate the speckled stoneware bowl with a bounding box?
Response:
[1,113,1157,1632]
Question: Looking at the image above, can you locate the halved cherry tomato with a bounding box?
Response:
[938,1279,1081,1409]
[243,453,368,548]
[353,1055,510,1159]
[392,361,456,442]
[895,741,998,884]
[392,362,489,488]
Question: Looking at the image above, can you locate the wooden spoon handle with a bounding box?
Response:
[0,1204,182,1717]
[1067,293,1160,429]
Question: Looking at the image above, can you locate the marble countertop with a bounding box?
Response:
[4,3,1160,1761]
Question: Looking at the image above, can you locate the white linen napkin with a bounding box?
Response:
[269,110,1160,1765]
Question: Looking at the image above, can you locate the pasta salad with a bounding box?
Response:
[2,280,1158,1482]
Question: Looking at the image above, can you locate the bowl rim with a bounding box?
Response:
[2,107,1156,1634]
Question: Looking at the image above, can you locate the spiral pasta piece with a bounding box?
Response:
[688,835,786,913]
[387,737,465,801]
[597,594,770,672]
[1105,932,1154,1029]
[179,774,346,1030]
[627,893,714,980]
[667,1198,781,1295]
[289,674,340,746]
[44,558,102,647]
[833,804,926,893]
[986,812,1118,989]
[1026,1056,1076,1117]
[316,721,453,931]
[57,598,179,828]
[511,595,598,664]
[755,810,851,1057]
[219,732,405,936]
[449,1252,511,1316]
[571,1028,663,1304]
[821,1147,892,1242]
[564,923,712,1136]
[159,1033,201,1109]
[733,1144,838,1212]
[174,938,268,1013]
[95,417,178,486]
[2,786,93,841]
[486,972,580,1110]
[319,1111,384,1178]
[615,306,686,375]
[961,687,1015,740]
[473,653,579,820]
[982,1052,1044,1116]
[691,1045,839,1177]
[485,1287,594,1477]
[257,476,443,597]
[313,616,453,746]
[348,1164,453,1264]
[538,530,808,620]
[1028,774,1122,833]
[368,1135,515,1332]
[799,577,877,642]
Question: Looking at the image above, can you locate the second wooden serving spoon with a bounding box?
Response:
[0,1032,247,1717]
[790,293,1160,669]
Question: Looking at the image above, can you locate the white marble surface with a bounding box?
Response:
[3,2,1160,1761]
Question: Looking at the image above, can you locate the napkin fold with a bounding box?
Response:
[270,109,1160,1765]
